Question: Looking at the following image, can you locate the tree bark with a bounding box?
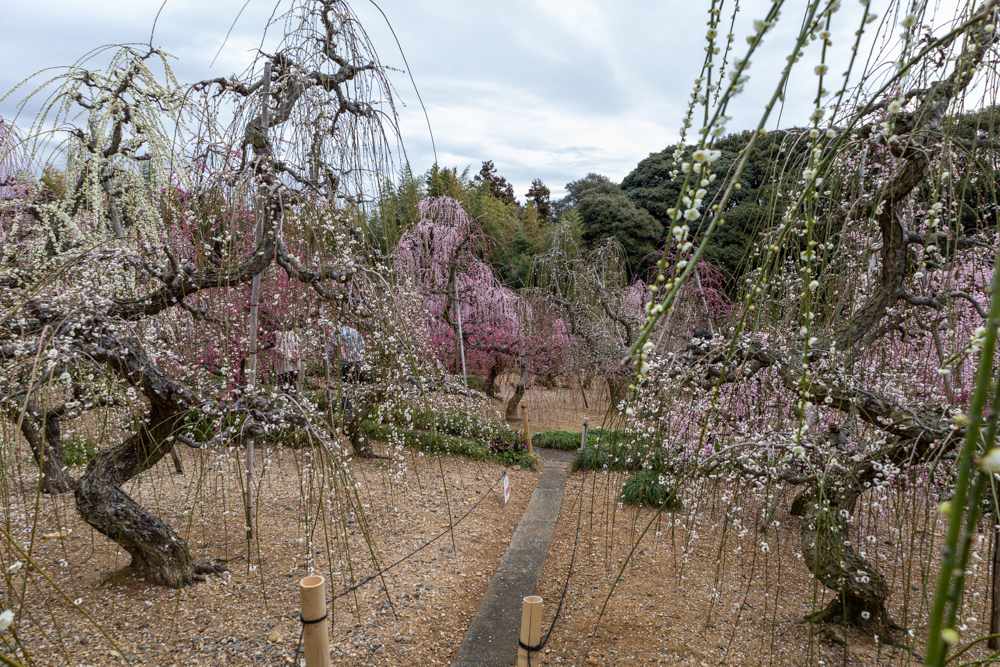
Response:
[799,475,896,636]
[8,400,76,494]
[485,358,502,398]
[505,367,530,420]
[74,409,223,587]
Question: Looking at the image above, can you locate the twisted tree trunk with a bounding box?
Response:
[485,358,502,398]
[797,475,896,637]
[74,409,223,586]
[8,400,76,494]
[505,367,531,420]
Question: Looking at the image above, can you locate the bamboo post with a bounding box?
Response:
[580,418,588,452]
[455,277,467,388]
[516,595,543,667]
[299,575,331,667]
[521,401,532,454]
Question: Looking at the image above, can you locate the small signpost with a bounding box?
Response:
[503,472,511,504]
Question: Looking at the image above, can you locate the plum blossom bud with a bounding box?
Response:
[981,448,1000,475]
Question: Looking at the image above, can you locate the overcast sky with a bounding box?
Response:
[1,1,907,199]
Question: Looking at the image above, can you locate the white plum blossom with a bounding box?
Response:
[981,448,1000,475]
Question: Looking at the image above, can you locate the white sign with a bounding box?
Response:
[502,472,510,504]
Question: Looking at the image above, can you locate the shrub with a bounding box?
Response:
[465,375,487,393]
[621,469,681,510]
[63,438,99,467]
[532,430,583,450]
[362,420,537,470]
[487,430,528,465]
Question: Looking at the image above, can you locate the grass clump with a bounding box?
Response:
[621,469,681,510]
[63,438,99,467]
[533,428,630,451]
[362,420,538,470]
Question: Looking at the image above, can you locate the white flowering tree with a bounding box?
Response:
[0,0,398,586]
[615,0,1000,645]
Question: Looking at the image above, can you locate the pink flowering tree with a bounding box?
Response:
[395,196,567,414]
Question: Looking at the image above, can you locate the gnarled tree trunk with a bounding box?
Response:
[8,400,76,494]
[485,358,502,398]
[74,409,222,587]
[798,476,895,637]
[505,367,531,420]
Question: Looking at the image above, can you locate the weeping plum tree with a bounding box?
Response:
[395,196,567,415]
[608,0,1000,646]
[0,0,399,586]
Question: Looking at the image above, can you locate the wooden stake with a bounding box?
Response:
[580,418,588,452]
[169,445,183,474]
[517,595,543,667]
[299,575,331,667]
[521,402,532,454]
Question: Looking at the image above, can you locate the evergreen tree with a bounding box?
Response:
[526,178,552,221]
[475,160,517,205]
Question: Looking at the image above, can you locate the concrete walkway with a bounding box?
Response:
[453,449,571,667]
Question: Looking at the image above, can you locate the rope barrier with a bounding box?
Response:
[291,468,508,664]
[519,454,587,667]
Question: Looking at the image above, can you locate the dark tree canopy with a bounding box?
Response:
[621,130,804,285]
[562,173,663,277]
[526,178,552,221]
[475,160,517,205]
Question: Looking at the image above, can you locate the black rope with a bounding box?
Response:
[290,472,506,665]
[330,469,506,601]
[293,611,330,663]
[519,459,587,667]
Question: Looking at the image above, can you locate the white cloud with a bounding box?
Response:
[2,1,974,200]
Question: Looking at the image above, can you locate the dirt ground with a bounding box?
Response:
[3,383,996,667]
[1,439,538,666]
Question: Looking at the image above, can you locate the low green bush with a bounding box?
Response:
[464,375,487,393]
[531,430,583,450]
[63,438,99,467]
[621,469,681,509]
[532,428,634,451]
[569,431,669,472]
[362,421,538,470]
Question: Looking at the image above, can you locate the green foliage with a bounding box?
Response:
[526,178,552,221]
[362,421,538,470]
[368,164,425,255]
[561,173,663,277]
[531,430,584,450]
[621,469,681,510]
[63,438,99,467]
[620,130,807,285]
[475,160,517,205]
[425,163,471,199]
[464,375,487,393]
[531,428,623,450]
[569,430,669,472]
